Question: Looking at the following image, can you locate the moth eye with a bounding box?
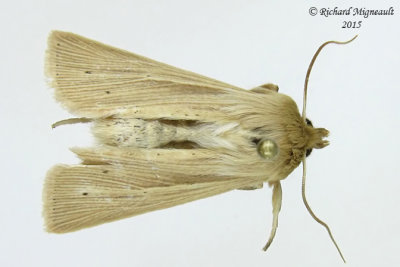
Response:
[306,118,313,127]
[305,118,313,157]
[257,139,279,160]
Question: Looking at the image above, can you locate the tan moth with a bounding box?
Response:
[43,31,356,261]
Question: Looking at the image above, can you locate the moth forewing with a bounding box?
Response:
[44,163,261,233]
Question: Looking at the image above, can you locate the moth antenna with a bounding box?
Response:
[52,117,92,128]
[301,159,346,263]
[300,36,357,262]
[302,35,358,120]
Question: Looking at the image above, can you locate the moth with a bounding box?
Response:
[43,31,356,261]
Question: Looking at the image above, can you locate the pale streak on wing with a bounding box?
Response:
[70,145,281,181]
[45,31,246,119]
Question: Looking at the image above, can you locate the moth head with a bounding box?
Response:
[304,118,329,157]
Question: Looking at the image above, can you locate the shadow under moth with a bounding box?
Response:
[43,31,356,262]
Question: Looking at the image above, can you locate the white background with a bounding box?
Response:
[1,1,399,266]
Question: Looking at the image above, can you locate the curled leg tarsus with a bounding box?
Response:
[263,181,282,251]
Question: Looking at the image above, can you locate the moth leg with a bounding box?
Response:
[251,83,279,93]
[52,117,92,128]
[237,183,264,190]
[262,181,282,251]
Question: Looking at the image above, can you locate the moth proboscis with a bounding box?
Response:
[43,31,357,262]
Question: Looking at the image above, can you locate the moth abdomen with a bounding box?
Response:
[93,118,189,148]
[93,117,247,150]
